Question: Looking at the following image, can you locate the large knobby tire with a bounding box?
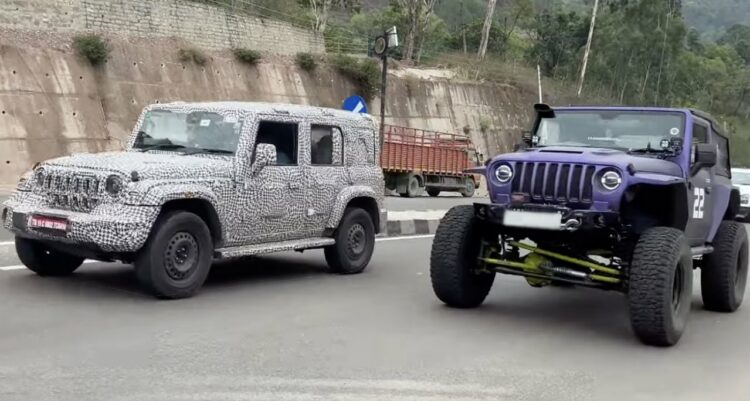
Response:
[135,211,213,299]
[701,221,749,312]
[430,205,495,308]
[427,189,441,197]
[628,227,693,347]
[460,179,476,198]
[325,208,375,274]
[15,237,84,276]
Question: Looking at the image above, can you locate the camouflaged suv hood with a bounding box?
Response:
[42,151,233,180]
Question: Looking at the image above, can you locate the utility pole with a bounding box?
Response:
[577,0,599,97]
[374,27,399,149]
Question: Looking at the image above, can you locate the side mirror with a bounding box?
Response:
[694,143,717,168]
[251,143,277,175]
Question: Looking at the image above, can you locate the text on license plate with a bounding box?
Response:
[503,210,562,230]
[28,215,69,231]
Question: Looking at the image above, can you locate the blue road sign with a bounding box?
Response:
[342,95,368,114]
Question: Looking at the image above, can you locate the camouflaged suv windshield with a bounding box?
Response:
[535,111,685,151]
[133,109,242,155]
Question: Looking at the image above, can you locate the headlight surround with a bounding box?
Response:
[105,175,124,195]
[600,170,622,191]
[16,173,33,192]
[741,193,750,204]
[494,164,513,183]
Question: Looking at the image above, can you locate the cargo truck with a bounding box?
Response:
[381,125,483,198]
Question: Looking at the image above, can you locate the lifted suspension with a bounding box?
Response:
[479,241,622,289]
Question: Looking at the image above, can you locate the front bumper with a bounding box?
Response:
[2,191,159,253]
[740,205,750,220]
[474,202,620,231]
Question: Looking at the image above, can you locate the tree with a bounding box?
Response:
[308,0,332,33]
[719,24,750,65]
[528,11,587,77]
[477,0,497,60]
[396,0,438,62]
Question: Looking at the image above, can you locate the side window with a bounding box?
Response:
[255,121,298,165]
[692,122,708,144]
[713,130,730,177]
[310,125,343,166]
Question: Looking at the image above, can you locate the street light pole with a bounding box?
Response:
[374,26,398,150]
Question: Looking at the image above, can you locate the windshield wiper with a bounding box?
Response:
[182,148,235,155]
[136,142,189,152]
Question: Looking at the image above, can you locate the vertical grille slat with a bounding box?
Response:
[40,172,101,212]
[557,164,570,201]
[544,163,558,200]
[569,165,583,202]
[511,161,523,192]
[522,163,534,193]
[531,163,545,199]
[582,166,595,201]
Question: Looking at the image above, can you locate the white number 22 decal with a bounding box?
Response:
[693,187,705,219]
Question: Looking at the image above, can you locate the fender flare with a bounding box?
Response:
[326,186,380,229]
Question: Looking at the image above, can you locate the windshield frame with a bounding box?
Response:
[128,106,245,157]
[531,109,687,153]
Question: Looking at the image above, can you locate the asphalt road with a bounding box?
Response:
[1,235,750,401]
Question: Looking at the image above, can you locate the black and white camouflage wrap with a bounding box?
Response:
[2,102,385,255]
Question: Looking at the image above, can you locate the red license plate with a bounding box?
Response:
[28,215,69,231]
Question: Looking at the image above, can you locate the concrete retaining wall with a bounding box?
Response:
[0,0,324,54]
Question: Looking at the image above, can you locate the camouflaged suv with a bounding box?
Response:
[2,102,386,299]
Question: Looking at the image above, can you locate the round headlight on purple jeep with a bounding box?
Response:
[600,170,622,191]
[495,164,513,183]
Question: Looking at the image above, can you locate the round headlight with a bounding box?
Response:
[105,175,124,195]
[601,171,622,191]
[495,164,513,183]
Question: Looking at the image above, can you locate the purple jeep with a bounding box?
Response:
[430,105,748,346]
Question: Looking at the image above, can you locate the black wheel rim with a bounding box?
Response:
[346,223,367,258]
[672,263,684,313]
[466,181,473,193]
[409,179,418,193]
[164,232,199,280]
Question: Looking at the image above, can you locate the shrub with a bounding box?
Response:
[295,52,317,72]
[178,47,208,66]
[330,54,381,101]
[233,48,261,65]
[72,34,110,66]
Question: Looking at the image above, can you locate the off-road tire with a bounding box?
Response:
[460,179,475,198]
[701,221,749,312]
[427,189,441,197]
[628,227,693,347]
[325,208,375,274]
[430,205,495,308]
[135,211,213,299]
[15,237,84,276]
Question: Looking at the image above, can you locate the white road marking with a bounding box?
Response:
[377,234,435,242]
[0,235,435,271]
[0,241,13,246]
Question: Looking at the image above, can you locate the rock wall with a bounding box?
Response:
[0,38,537,186]
[0,0,324,54]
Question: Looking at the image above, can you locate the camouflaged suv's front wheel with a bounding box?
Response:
[325,208,375,275]
[135,211,213,299]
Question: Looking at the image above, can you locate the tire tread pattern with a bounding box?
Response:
[702,221,749,312]
[430,205,494,308]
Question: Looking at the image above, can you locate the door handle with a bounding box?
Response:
[288,182,301,189]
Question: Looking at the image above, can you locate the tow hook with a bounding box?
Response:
[562,219,581,231]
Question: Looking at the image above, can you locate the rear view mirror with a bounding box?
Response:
[252,143,277,175]
[694,143,717,168]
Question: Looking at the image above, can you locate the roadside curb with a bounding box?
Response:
[383,209,447,237]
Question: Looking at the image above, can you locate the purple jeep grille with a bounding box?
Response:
[511,162,595,205]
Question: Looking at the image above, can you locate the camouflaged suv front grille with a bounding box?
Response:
[511,162,594,205]
[40,173,102,212]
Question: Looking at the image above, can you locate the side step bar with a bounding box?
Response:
[215,237,336,259]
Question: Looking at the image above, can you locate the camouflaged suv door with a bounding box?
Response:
[237,118,306,244]
[304,124,348,234]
